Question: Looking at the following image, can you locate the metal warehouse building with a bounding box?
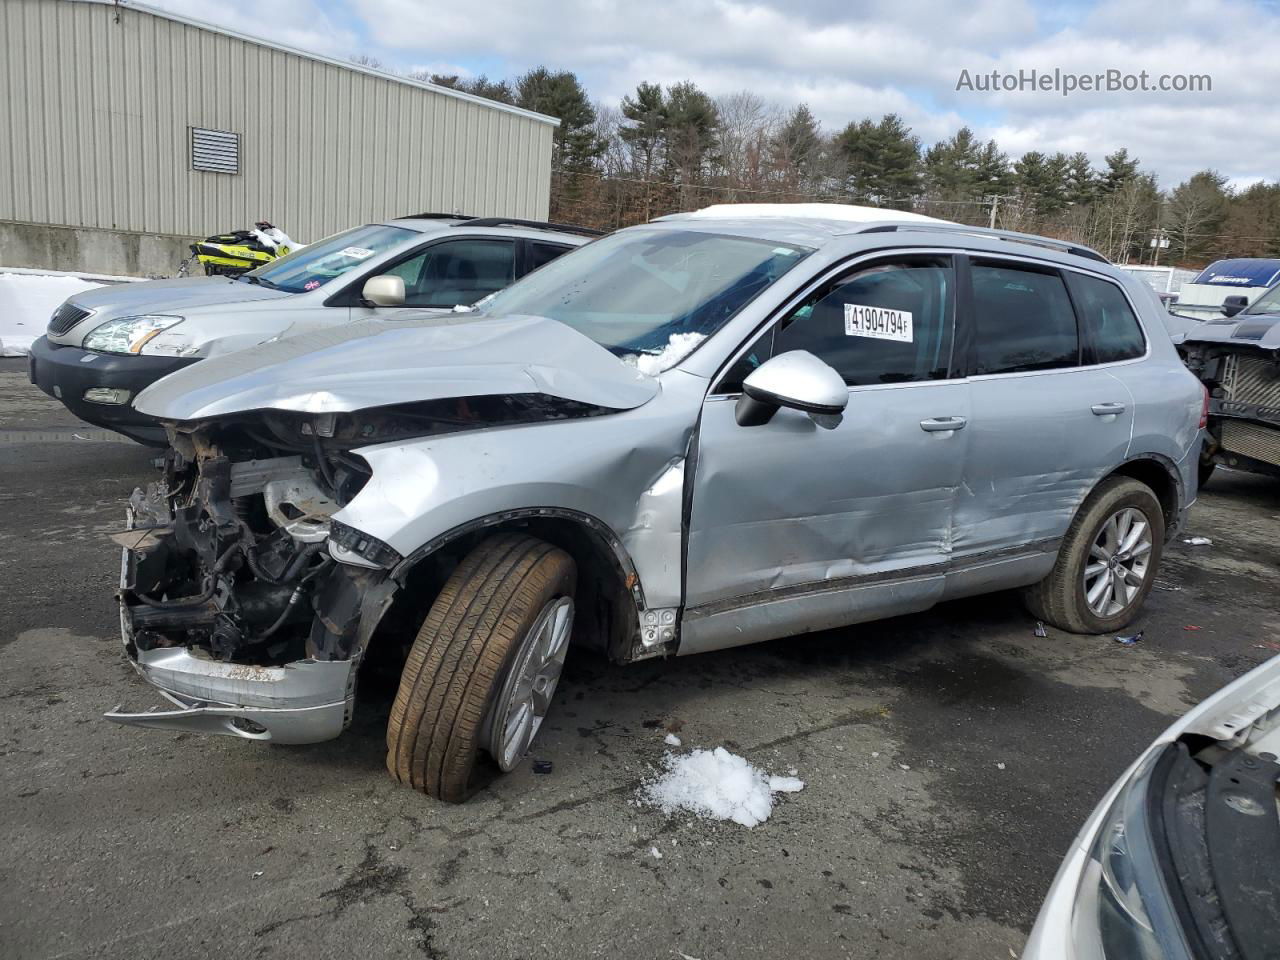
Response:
[0,0,558,276]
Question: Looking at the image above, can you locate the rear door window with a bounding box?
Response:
[523,241,573,276]
[970,262,1079,374]
[1066,272,1147,363]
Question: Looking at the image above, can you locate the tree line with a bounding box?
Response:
[363,56,1280,267]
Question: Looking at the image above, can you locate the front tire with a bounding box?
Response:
[386,533,576,802]
[1023,477,1165,634]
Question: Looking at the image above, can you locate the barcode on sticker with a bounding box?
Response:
[844,304,913,342]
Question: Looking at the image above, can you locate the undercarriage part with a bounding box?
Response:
[1220,419,1280,468]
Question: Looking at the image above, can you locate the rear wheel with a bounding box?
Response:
[385,533,576,802]
[1023,477,1164,634]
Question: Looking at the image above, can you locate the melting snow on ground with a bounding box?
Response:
[0,272,105,356]
[623,332,707,377]
[641,746,804,828]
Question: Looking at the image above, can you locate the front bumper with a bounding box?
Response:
[104,649,356,743]
[106,517,356,744]
[27,336,197,445]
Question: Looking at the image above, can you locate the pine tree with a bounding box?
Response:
[770,104,821,191]
[515,68,601,172]
[836,114,921,205]
[620,82,668,180]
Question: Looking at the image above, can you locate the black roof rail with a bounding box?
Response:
[395,212,476,221]
[857,223,1110,264]
[462,217,605,238]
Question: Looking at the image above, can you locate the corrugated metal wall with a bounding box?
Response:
[0,0,556,243]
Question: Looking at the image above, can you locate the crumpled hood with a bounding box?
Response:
[1181,312,1280,350]
[69,276,291,313]
[133,314,660,419]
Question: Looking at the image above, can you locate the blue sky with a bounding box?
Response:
[145,0,1280,187]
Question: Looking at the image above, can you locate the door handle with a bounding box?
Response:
[1091,402,1127,416]
[919,416,967,433]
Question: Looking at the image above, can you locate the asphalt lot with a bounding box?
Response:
[2,354,1279,960]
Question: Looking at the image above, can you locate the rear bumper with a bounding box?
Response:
[27,336,196,445]
[106,514,356,744]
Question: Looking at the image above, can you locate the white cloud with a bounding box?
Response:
[144,0,359,57]
[147,0,1280,187]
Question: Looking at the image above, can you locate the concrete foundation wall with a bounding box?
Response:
[0,221,192,278]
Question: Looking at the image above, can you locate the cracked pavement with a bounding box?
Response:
[3,357,1279,960]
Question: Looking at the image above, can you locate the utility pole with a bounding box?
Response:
[989,195,1000,230]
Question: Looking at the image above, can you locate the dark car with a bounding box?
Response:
[1177,282,1280,484]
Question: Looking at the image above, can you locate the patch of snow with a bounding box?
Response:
[1183,536,1212,546]
[622,332,706,376]
[664,733,682,747]
[996,762,1006,770]
[0,273,104,356]
[649,845,663,859]
[0,265,144,283]
[641,746,804,828]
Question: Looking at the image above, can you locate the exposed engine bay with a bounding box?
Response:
[1181,340,1280,475]
[120,395,610,667]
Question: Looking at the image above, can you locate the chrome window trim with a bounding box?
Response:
[708,245,1156,396]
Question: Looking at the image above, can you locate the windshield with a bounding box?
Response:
[480,228,813,372]
[244,224,415,293]
[1244,284,1280,315]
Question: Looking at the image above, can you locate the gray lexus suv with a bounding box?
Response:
[106,204,1206,802]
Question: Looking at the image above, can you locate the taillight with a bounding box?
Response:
[1199,385,1209,429]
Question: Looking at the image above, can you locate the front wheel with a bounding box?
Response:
[1023,477,1165,634]
[385,533,576,802]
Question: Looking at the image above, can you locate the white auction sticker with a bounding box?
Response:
[338,246,375,260]
[844,303,913,342]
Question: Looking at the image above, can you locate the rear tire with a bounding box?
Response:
[385,533,575,803]
[1023,477,1165,634]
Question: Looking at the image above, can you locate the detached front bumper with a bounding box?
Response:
[105,648,356,744]
[106,518,357,744]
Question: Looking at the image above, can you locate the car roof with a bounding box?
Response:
[646,203,1112,273]
[379,215,596,245]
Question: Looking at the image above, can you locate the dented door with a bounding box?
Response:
[680,255,969,653]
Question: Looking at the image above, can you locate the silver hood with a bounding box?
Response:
[68,276,292,313]
[1181,312,1280,350]
[133,314,661,420]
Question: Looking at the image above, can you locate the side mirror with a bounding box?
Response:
[1221,295,1248,318]
[361,275,405,307]
[735,350,848,427]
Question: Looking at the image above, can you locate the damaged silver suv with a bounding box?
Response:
[109,204,1206,802]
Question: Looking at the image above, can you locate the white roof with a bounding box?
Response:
[684,203,952,225]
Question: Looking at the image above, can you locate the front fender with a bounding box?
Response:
[333,383,704,610]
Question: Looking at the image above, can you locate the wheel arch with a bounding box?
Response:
[365,509,645,669]
[1100,454,1184,540]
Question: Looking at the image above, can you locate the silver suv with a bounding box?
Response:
[108,204,1206,802]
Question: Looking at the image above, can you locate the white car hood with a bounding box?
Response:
[133,314,660,420]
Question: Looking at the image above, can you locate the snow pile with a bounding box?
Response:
[642,747,804,828]
[0,272,104,356]
[664,733,682,747]
[624,332,707,376]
